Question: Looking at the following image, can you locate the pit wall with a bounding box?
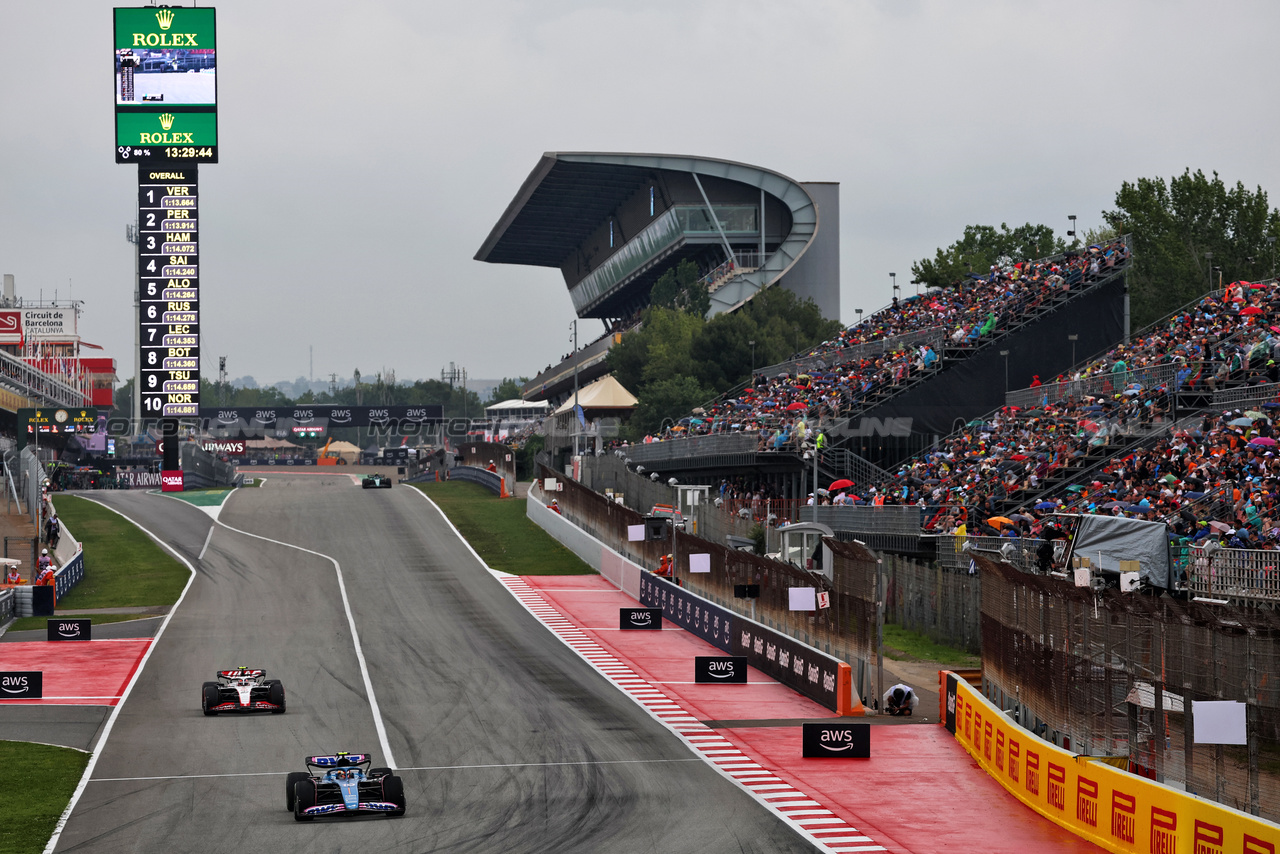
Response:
[940,671,1280,853]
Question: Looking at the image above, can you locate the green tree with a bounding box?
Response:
[910,223,1066,289]
[485,377,527,406]
[629,375,713,437]
[649,259,709,316]
[1103,169,1280,328]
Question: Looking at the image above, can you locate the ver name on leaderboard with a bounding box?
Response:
[138,166,200,417]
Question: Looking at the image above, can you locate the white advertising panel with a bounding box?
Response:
[0,308,78,345]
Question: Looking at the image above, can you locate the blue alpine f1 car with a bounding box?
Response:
[286,753,406,821]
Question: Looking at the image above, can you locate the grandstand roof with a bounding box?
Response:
[474,151,816,270]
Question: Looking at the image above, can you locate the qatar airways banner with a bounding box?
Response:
[161,469,184,492]
[0,309,77,345]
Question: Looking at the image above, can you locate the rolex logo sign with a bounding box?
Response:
[138,113,195,145]
[155,9,174,30]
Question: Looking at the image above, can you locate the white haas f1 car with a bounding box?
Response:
[286,753,406,820]
[201,668,286,715]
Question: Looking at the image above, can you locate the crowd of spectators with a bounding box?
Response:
[633,240,1130,446]
[623,247,1280,566]
[840,276,1280,554]
[804,240,1128,358]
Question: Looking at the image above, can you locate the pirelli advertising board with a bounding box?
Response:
[114,7,217,163]
[943,672,1280,853]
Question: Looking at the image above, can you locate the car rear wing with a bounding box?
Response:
[218,668,265,679]
[306,753,372,768]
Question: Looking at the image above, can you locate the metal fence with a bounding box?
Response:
[1005,363,1183,409]
[1185,545,1280,607]
[1215,381,1280,409]
[622,432,759,463]
[883,551,982,654]
[976,554,1280,820]
[767,328,947,378]
[541,464,883,689]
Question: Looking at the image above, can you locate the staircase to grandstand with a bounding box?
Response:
[0,347,89,408]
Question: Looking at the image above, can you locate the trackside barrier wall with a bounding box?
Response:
[940,671,1280,853]
[449,465,506,496]
[0,588,13,625]
[529,485,858,715]
[528,485,642,599]
[641,572,857,715]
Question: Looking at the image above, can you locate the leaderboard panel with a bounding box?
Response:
[138,166,200,417]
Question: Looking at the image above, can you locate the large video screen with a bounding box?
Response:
[114,8,217,163]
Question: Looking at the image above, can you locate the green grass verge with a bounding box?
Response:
[883,623,981,668]
[0,740,88,854]
[414,482,594,575]
[166,488,234,507]
[49,495,189,609]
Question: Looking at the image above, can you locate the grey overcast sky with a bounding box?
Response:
[2,0,1278,388]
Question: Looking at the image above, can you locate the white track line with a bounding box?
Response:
[209,516,396,770]
[42,498,199,854]
[399,487,883,853]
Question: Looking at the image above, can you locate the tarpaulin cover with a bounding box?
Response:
[1072,513,1171,588]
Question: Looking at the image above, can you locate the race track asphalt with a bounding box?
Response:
[48,474,821,853]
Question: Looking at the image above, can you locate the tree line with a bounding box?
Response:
[911,169,1280,331]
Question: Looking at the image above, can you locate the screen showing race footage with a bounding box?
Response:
[114,7,217,163]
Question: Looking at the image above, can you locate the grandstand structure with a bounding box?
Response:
[476,152,839,402]
[624,241,1131,495]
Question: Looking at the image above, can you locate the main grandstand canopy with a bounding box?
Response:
[475,152,839,322]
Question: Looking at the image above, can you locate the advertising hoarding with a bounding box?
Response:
[0,309,78,345]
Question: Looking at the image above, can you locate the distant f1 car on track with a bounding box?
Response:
[286,753,406,821]
[362,473,393,489]
[201,668,286,715]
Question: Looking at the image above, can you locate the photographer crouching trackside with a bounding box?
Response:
[883,683,919,716]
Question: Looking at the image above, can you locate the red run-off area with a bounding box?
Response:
[515,575,1103,854]
[0,639,150,705]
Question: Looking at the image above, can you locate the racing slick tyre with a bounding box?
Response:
[382,774,406,817]
[285,772,309,811]
[362,481,372,489]
[266,679,286,713]
[201,682,220,716]
[293,780,317,821]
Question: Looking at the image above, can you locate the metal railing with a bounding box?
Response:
[1185,545,1280,606]
[623,432,760,463]
[0,347,84,407]
[768,328,946,378]
[1214,381,1280,409]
